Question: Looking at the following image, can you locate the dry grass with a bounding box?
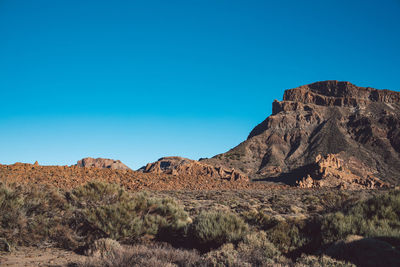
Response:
[79,243,204,267]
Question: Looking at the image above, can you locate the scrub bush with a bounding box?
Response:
[189,211,248,250]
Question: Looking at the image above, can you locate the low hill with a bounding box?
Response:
[0,162,278,191]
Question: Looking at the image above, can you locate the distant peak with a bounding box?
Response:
[279,80,400,109]
[76,157,131,170]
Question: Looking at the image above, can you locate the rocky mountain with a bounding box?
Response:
[202,81,400,186]
[76,157,131,171]
[138,156,247,181]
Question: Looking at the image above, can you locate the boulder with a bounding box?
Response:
[77,157,131,171]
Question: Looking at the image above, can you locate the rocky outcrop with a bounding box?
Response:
[203,81,400,186]
[296,154,387,189]
[273,80,400,113]
[77,157,131,171]
[139,156,247,181]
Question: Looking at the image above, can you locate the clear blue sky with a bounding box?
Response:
[0,0,399,169]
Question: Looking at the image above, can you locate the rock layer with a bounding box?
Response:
[76,157,131,171]
[138,156,247,181]
[203,81,400,186]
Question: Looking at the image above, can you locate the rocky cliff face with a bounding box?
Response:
[77,157,131,171]
[203,81,400,186]
[138,156,247,181]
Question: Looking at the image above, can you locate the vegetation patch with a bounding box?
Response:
[68,182,191,244]
[1,182,399,266]
[321,190,400,244]
[0,182,76,248]
[189,211,248,250]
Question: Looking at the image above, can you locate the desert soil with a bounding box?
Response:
[0,247,85,267]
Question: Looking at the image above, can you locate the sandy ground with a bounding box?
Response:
[0,247,86,267]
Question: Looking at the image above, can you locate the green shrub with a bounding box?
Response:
[241,210,277,229]
[242,210,321,255]
[69,182,190,244]
[67,181,130,209]
[321,190,400,244]
[190,211,248,250]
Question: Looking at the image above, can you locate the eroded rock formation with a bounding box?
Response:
[138,156,247,181]
[296,154,387,189]
[77,157,131,171]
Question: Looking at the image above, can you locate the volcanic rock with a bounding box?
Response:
[296,154,386,189]
[0,162,271,191]
[138,156,247,181]
[202,81,400,186]
[77,157,131,171]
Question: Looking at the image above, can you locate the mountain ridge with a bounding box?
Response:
[202,80,400,186]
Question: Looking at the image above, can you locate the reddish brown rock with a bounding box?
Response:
[0,162,277,191]
[76,157,131,171]
[203,81,400,187]
[138,156,247,181]
[296,154,387,189]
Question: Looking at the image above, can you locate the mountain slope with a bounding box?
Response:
[202,81,400,185]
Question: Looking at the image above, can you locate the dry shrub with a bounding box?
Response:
[250,214,315,255]
[80,243,204,267]
[67,181,130,209]
[85,238,122,258]
[243,210,321,256]
[203,243,242,267]
[320,190,400,244]
[295,254,355,267]
[264,217,309,253]
[204,233,289,267]
[0,181,191,250]
[0,182,75,248]
[318,191,353,212]
[68,182,191,244]
[236,231,283,265]
[189,211,248,250]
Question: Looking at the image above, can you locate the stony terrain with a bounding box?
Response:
[203,81,400,186]
[76,157,131,170]
[0,162,280,191]
[139,156,247,181]
[0,247,86,266]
